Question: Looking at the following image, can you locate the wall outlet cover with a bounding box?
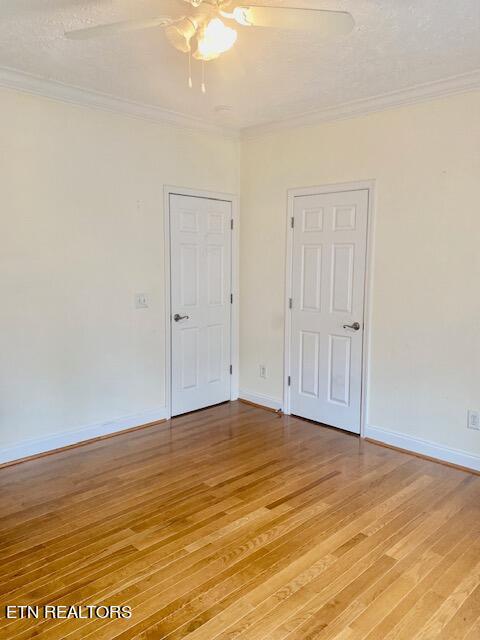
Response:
[135,293,149,309]
[467,410,480,431]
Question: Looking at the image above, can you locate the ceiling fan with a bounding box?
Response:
[65,0,354,90]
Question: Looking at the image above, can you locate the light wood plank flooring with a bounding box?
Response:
[1,400,480,639]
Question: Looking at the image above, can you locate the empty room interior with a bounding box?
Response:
[1,1,480,638]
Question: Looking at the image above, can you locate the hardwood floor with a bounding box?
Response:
[1,400,480,639]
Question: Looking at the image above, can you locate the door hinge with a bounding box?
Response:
[288,375,291,386]
[230,365,233,375]
[230,219,234,230]
[290,216,294,228]
[289,298,293,309]
[230,293,233,304]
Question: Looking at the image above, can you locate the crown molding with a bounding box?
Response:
[0,66,239,139]
[242,69,480,139]
[2,65,479,141]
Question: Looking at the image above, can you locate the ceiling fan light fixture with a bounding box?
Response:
[220,7,253,27]
[195,18,237,60]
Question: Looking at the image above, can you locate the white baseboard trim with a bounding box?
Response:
[0,407,169,466]
[365,425,480,472]
[239,389,283,412]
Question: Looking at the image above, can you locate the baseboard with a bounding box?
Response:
[239,389,283,412]
[0,407,169,467]
[365,424,480,473]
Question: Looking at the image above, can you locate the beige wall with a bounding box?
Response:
[2,86,479,467]
[0,88,239,455]
[240,91,480,459]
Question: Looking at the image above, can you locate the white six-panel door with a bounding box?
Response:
[290,189,368,434]
[170,194,232,416]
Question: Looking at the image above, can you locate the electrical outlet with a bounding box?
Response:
[135,293,149,309]
[259,365,267,379]
[467,410,480,431]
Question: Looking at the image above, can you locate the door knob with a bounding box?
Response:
[343,321,360,331]
[173,313,189,322]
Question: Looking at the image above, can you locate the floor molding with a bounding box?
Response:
[239,389,283,412]
[365,424,480,473]
[239,398,281,414]
[0,407,169,467]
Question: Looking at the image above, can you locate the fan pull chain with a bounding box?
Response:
[188,48,193,89]
[201,60,206,94]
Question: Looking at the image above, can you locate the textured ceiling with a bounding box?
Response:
[1,0,479,130]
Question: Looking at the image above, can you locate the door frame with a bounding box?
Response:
[163,185,240,420]
[283,180,376,437]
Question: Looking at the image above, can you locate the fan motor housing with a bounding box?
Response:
[165,4,215,53]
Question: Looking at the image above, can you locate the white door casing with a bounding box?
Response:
[170,194,232,416]
[288,189,369,434]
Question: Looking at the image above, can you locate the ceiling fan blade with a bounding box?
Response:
[65,16,176,40]
[239,6,354,34]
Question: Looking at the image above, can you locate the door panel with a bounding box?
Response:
[207,324,224,383]
[170,194,232,416]
[301,245,322,311]
[206,246,224,305]
[328,334,351,405]
[180,244,199,307]
[300,331,320,397]
[181,327,199,390]
[290,189,368,434]
[330,243,354,313]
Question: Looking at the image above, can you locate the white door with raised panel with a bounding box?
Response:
[170,194,232,416]
[290,189,368,434]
